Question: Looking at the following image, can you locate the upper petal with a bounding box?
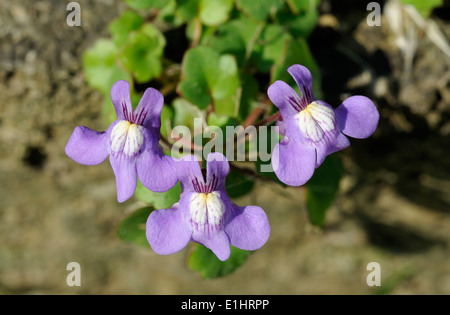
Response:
[110,80,133,121]
[268,80,303,120]
[288,64,315,106]
[133,87,164,130]
[335,95,379,139]
[65,126,109,165]
[225,203,270,251]
[146,203,192,256]
[206,152,230,192]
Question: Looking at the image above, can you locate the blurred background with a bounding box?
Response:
[0,0,449,294]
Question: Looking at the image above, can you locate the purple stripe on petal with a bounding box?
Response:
[225,203,270,251]
[181,191,231,261]
[335,95,379,139]
[134,87,164,130]
[177,155,205,194]
[287,64,315,106]
[268,80,304,120]
[206,153,229,192]
[65,126,108,165]
[110,80,133,121]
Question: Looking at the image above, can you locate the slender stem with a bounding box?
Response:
[190,17,202,48]
[243,106,265,128]
[254,111,281,128]
[229,162,273,183]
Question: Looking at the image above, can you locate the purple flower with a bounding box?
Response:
[65,80,178,202]
[146,153,270,261]
[268,64,379,186]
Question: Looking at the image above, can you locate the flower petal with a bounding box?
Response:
[65,126,109,165]
[314,131,347,168]
[288,64,315,106]
[206,152,230,191]
[136,128,179,193]
[110,80,133,121]
[146,203,192,255]
[109,154,137,203]
[181,191,231,261]
[271,135,316,186]
[335,95,379,139]
[134,87,164,130]
[176,155,204,194]
[268,80,304,120]
[200,231,231,261]
[326,132,351,156]
[225,203,270,251]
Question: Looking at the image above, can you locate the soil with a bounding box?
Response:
[0,0,449,294]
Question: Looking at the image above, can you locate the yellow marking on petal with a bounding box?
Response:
[190,191,225,229]
[295,101,336,143]
[111,120,144,157]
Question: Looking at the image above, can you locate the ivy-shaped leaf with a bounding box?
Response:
[199,0,234,26]
[187,244,252,279]
[305,155,343,227]
[82,39,131,94]
[108,11,143,47]
[135,181,182,209]
[119,24,166,83]
[178,46,240,115]
[237,0,284,21]
[117,207,154,247]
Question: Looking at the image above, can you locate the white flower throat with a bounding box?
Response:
[189,174,225,231]
[110,120,144,157]
[294,101,336,143]
[189,191,225,230]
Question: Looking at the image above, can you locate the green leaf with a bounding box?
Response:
[173,97,206,132]
[135,181,181,209]
[82,39,131,94]
[399,0,442,17]
[175,0,200,21]
[238,73,259,119]
[275,0,319,38]
[199,0,234,26]
[108,11,143,47]
[212,55,240,116]
[187,244,252,279]
[179,46,240,115]
[124,0,169,10]
[178,46,216,109]
[116,207,154,247]
[305,155,343,227]
[160,104,174,139]
[253,24,292,73]
[225,169,255,198]
[237,0,283,21]
[254,124,285,186]
[209,16,260,67]
[119,24,166,83]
